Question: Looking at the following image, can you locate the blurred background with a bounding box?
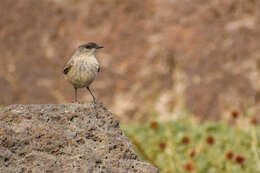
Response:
[1,0,260,122]
[1,0,260,172]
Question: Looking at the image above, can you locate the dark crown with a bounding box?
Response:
[79,42,98,49]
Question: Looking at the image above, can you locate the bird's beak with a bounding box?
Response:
[96,45,104,49]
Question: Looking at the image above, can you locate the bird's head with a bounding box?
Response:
[78,42,103,54]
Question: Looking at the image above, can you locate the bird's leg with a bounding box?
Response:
[74,87,78,102]
[87,86,96,103]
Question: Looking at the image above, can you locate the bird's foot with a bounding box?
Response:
[72,101,81,104]
[93,99,99,104]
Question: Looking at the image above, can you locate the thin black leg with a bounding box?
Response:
[74,87,78,102]
[87,86,96,103]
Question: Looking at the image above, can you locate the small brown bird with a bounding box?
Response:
[63,42,103,103]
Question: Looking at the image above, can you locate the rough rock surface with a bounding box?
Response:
[0,103,158,173]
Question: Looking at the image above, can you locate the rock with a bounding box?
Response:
[0,103,158,173]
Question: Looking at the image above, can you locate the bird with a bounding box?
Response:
[63,42,103,103]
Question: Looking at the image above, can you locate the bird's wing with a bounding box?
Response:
[63,59,74,75]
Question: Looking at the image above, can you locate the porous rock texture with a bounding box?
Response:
[0,103,158,173]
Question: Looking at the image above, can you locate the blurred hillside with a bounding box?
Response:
[0,0,260,121]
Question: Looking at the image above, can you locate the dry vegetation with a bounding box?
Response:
[0,1,260,172]
[122,111,260,173]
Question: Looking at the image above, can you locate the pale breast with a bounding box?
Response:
[66,56,99,88]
